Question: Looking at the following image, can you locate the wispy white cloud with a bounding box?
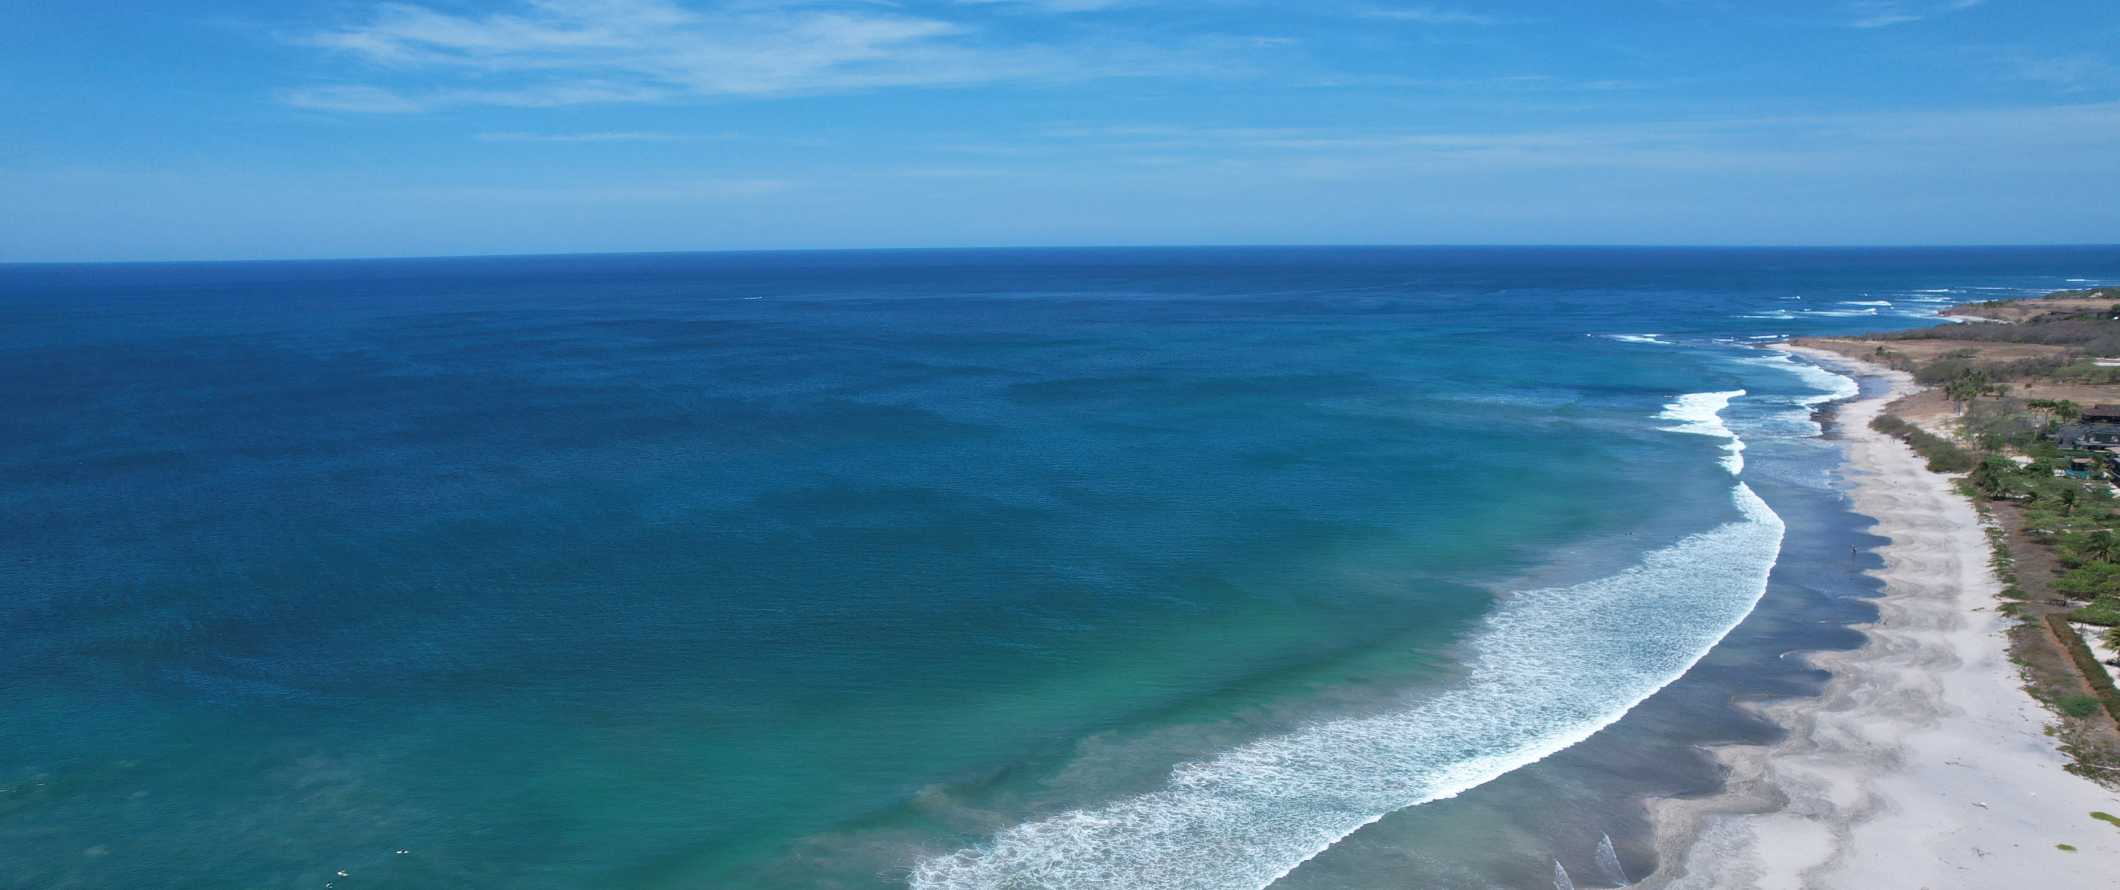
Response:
[1844,0,1984,28]
[967,101,2120,180]
[12,100,2120,260]
[409,177,795,202]
[284,81,672,112]
[285,0,1208,112]
[475,130,684,142]
[281,84,428,113]
[1358,5,1513,26]
[1849,12,1920,28]
[951,0,1132,12]
[2004,52,2119,93]
[1289,72,1650,91]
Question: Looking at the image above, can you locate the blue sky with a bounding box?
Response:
[3,0,2118,261]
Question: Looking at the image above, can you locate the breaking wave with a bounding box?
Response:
[1736,352,1861,437]
[910,398,1784,890]
[1762,355,1859,409]
[1659,390,1746,475]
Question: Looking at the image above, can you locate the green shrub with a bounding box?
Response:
[2061,530,2120,566]
[2045,613,2120,723]
[1963,400,2047,450]
[2060,694,2102,718]
[1868,415,1978,473]
[1914,357,1980,386]
[2057,564,2120,600]
[2024,509,2066,542]
[2073,598,2120,626]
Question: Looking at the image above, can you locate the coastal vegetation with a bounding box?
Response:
[2049,613,2120,723]
[1869,414,1978,472]
[1802,286,2120,783]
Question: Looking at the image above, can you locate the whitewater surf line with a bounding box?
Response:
[910,485,1783,890]
[910,391,1785,890]
[1658,390,1746,475]
[1735,352,1862,440]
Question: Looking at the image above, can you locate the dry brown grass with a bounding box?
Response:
[1945,298,2119,324]
[1803,336,2080,364]
[1799,337,2120,410]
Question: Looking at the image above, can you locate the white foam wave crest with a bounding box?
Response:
[1599,333,1671,345]
[1839,300,1892,307]
[1737,353,1860,437]
[910,483,1786,890]
[1658,390,1746,475]
[1780,359,1859,408]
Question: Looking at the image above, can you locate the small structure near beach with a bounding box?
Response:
[2056,425,2120,449]
[2055,404,2120,450]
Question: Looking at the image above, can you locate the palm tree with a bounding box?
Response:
[1971,458,2010,497]
[1943,370,1998,409]
[2081,529,2120,565]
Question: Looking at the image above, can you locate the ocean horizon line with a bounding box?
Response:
[6,241,2119,269]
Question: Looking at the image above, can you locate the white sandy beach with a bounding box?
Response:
[1646,348,2120,889]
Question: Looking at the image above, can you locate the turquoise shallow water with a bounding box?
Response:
[2,247,2115,888]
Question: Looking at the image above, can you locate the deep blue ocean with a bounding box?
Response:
[4,247,2116,889]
